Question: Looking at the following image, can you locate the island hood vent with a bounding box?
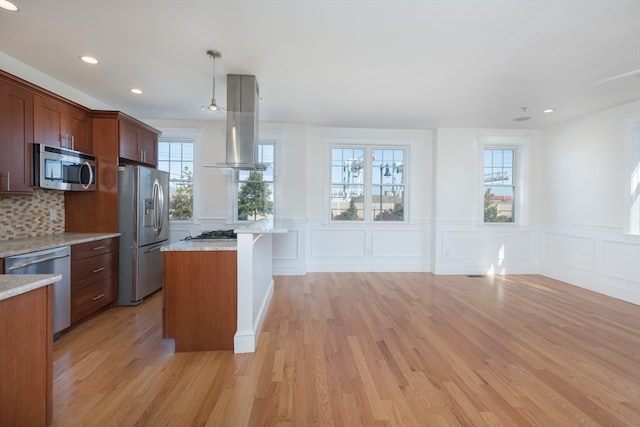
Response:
[204,74,266,171]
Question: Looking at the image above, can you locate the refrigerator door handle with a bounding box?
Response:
[158,180,165,233]
[152,178,163,235]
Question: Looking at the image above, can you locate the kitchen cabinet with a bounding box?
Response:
[0,75,34,194]
[70,237,119,324]
[0,285,53,427]
[119,116,159,166]
[65,114,120,233]
[66,111,158,233]
[34,94,91,153]
[163,250,238,351]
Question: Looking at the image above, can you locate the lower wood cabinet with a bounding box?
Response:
[0,285,53,427]
[163,250,237,352]
[71,237,119,324]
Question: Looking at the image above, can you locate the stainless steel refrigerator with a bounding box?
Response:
[118,165,169,305]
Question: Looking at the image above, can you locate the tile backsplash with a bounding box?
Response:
[0,188,65,240]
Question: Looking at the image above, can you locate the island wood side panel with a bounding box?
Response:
[0,285,53,427]
[163,250,237,352]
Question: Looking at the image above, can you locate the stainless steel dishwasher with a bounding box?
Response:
[6,245,71,336]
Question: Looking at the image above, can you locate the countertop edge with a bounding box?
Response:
[161,240,238,252]
[0,274,62,301]
[0,232,121,258]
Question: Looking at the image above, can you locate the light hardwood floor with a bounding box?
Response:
[52,273,640,426]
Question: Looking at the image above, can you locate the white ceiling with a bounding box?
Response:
[1,0,639,129]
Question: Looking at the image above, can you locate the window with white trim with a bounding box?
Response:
[158,137,194,221]
[483,148,516,223]
[330,145,406,222]
[233,142,275,222]
[626,116,640,235]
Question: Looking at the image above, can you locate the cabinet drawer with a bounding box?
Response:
[72,237,119,261]
[71,276,116,323]
[71,250,118,292]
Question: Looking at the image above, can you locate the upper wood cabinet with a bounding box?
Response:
[119,117,158,166]
[0,77,34,194]
[34,94,91,153]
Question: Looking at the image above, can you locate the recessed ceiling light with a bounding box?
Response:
[542,108,556,113]
[0,1,19,12]
[514,116,531,122]
[79,55,98,65]
[130,88,143,95]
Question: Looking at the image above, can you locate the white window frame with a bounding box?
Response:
[478,136,530,225]
[326,139,409,223]
[157,128,203,223]
[230,138,277,223]
[622,111,640,235]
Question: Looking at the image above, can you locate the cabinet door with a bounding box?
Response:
[119,119,140,162]
[0,81,34,194]
[68,109,91,153]
[34,95,66,148]
[141,130,158,166]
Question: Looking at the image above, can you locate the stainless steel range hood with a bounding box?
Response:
[204,74,266,171]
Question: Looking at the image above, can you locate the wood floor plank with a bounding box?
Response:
[52,273,640,426]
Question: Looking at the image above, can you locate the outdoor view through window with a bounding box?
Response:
[484,148,515,222]
[236,143,274,221]
[331,146,405,221]
[158,138,194,221]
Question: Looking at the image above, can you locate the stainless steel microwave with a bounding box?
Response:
[33,144,96,191]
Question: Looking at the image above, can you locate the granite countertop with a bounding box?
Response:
[234,218,288,234]
[0,274,61,301]
[161,240,238,252]
[0,232,120,259]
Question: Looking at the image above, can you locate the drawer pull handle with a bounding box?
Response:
[93,245,106,250]
[92,294,105,301]
[93,267,105,273]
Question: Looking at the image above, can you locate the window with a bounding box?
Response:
[234,142,275,222]
[157,138,194,220]
[626,115,640,235]
[483,148,515,223]
[330,146,406,222]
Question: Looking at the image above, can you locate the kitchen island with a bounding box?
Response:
[161,220,286,353]
[0,274,61,427]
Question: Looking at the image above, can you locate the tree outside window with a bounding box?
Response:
[235,142,274,222]
[237,171,273,220]
[158,139,194,221]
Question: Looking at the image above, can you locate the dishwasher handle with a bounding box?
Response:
[6,250,70,272]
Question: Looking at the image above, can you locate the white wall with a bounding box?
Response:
[302,127,433,273]
[432,128,542,275]
[538,101,640,304]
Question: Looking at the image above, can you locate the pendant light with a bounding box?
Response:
[201,49,225,112]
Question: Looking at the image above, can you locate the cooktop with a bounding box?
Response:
[183,230,237,241]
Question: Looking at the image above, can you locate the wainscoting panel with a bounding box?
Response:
[441,231,485,260]
[371,229,425,257]
[539,225,640,304]
[306,220,431,272]
[542,233,595,272]
[273,230,299,260]
[433,221,538,275]
[601,239,640,282]
[310,229,366,257]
